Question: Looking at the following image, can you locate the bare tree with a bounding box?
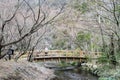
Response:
[0,0,64,59]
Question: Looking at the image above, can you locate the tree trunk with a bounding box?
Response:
[0,46,7,59]
[27,52,33,62]
[0,46,2,57]
[27,47,35,62]
[118,38,120,51]
[109,34,117,66]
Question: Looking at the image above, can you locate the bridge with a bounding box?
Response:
[32,50,101,63]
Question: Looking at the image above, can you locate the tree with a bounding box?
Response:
[0,0,64,59]
[93,0,120,65]
[71,0,120,65]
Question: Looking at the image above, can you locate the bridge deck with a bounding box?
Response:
[33,56,87,62]
[27,50,101,62]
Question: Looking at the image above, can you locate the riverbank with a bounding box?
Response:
[0,60,55,80]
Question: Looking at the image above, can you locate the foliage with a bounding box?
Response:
[98,53,109,64]
[73,2,89,14]
[84,55,92,62]
[98,69,120,80]
[59,61,70,67]
[98,77,116,80]
[53,39,66,50]
[52,32,71,50]
[76,32,91,42]
[73,48,81,56]
[115,4,120,14]
[75,31,91,50]
[96,50,120,79]
[115,51,120,62]
[69,61,78,66]
[59,61,78,67]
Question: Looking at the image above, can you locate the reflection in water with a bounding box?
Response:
[54,70,98,80]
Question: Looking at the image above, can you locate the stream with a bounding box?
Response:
[37,62,98,80]
[54,69,98,80]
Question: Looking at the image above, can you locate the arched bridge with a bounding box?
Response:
[33,50,101,63]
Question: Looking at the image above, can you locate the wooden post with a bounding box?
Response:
[51,58,52,61]
[72,50,74,61]
[58,57,60,62]
[44,58,45,62]
[79,50,83,62]
[66,57,67,62]
[58,51,60,62]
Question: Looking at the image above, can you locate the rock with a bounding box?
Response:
[0,60,55,80]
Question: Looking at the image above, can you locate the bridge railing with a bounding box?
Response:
[14,50,101,59]
[33,50,101,58]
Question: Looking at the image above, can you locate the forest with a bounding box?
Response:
[0,0,120,80]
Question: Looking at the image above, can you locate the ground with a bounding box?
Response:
[0,60,55,80]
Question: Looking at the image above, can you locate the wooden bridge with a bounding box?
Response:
[32,50,101,63]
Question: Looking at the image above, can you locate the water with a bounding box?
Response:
[54,70,98,80]
[36,62,98,80]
